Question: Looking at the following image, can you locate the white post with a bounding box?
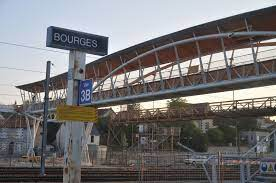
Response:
[273,132,276,157]
[63,50,86,183]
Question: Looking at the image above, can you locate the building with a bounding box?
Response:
[0,113,28,156]
[88,127,100,145]
[241,131,270,146]
[241,131,270,153]
[257,117,275,129]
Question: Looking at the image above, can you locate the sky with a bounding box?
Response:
[0,0,276,106]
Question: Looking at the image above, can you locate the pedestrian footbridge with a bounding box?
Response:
[12,6,276,118]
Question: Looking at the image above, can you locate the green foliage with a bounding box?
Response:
[125,124,138,147]
[95,116,109,134]
[211,117,258,146]
[207,128,224,145]
[219,125,236,144]
[236,117,259,131]
[180,122,208,152]
[167,97,189,109]
[214,117,258,131]
[127,103,140,111]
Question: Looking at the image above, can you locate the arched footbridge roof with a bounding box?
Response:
[17,6,276,93]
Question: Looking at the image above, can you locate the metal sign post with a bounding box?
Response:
[63,50,86,183]
[46,26,108,183]
[40,61,51,176]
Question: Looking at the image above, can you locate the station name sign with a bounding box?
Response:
[46,26,108,56]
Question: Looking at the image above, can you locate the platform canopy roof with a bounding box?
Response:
[16,6,276,93]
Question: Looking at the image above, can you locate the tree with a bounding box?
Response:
[214,117,258,131]
[219,125,236,145]
[125,124,138,147]
[95,114,110,134]
[213,117,258,148]
[180,122,208,152]
[207,128,224,145]
[167,97,189,109]
[236,117,258,131]
[192,132,208,152]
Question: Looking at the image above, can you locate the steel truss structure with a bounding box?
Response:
[106,96,276,151]
[111,96,276,124]
[13,7,276,158]
[15,6,276,114]
[20,38,276,113]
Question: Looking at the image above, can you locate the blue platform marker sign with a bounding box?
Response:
[261,163,268,172]
[79,79,93,105]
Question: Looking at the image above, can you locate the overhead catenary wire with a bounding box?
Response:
[0,41,101,59]
[0,66,45,73]
[0,63,56,75]
[0,94,20,96]
[0,84,14,86]
[0,40,101,74]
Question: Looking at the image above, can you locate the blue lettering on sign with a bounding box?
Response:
[79,79,93,105]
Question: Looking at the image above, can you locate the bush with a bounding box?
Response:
[207,128,224,145]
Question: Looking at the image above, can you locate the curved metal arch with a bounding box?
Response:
[129,41,276,85]
[92,31,276,92]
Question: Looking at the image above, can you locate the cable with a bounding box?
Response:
[0,94,20,96]
[0,64,57,74]
[0,66,45,73]
[0,41,101,59]
[0,84,13,86]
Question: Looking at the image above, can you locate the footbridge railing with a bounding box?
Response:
[111,96,276,124]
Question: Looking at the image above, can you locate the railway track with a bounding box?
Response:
[0,166,243,182]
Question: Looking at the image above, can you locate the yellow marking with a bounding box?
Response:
[56,105,97,122]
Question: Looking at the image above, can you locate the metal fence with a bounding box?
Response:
[0,143,274,182]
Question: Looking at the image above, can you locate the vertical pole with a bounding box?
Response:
[212,163,218,183]
[217,152,221,183]
[171,127,174,152]
[240,160,245,183]
[40,61,51,176]
[238,131,241,154]
[64,51,86,183]
[273,132,276,157]
[131,124,134,147]
[246,163,251,181]
[236,121,238,153]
